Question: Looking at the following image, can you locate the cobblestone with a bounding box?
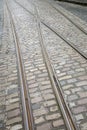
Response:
[80,122,87,130]
[6,98,20,105]
[6,102,20,111]
[7,109,20,118]
[8,0,67,129]
[75,81,87,86]
[53,119,64,127]
[46,113,61,120]
[31,97,43,104]
[39,85,51,90]
[62,84,74,90]
[6,117,22,126]
[44,100,56,107]
[41,13,87,129]
[2,0,87,129]
[72,106,87,114]
[29,83,38,88]
[30,92,41,98]
[68,95,78,101]
[37,123,51,130]
[77,92,87,98]
[32,104,41,110]
[43,93,55,100]
[41,89,53,94]
[33,107,48,117]
[34,0,87,53]
[50,106,58,112]
[35,117,45,124]
[10,124,22,130]
[69,102,76,107]
[77,98,87,105]
[75,114,84,121]
[64,90,71,95]
[0,4,23,129]
[59,75,72,81]
[6,93,19,99]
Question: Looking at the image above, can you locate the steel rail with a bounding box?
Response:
[9,1,86,129]
[6,1,84,130]
[13,0,87,61]
[6,0,77,129]
[14,0,87,38]
[34,6,78,130]
[5,1,34,130]
[41,21,87,60]
[14,0,34,16]
[17,0,87,36]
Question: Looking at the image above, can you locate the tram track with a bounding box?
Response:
[35,7,78,130]
[5,1,68,130]
[3,0,87,130]
[6,2,34,130]
[5,0,80,130]
[14,0,87,62]
[14,0,87,37]
[6,0,87,129]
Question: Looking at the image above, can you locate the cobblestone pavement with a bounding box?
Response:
[10,0,87,129]
[41,23,87,130]
[56,1,87,22]
[6,0,67,130]
[33,0,87,55]
[33,0,87,129]
[1,0,87,129]
[0,3,24,130]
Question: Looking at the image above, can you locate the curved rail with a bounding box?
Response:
[41,21,87,60]
[5,1,34,130]
[14,0,87,60]
[34,7,78,130]
[6,0,82,129]
[15,0,87,36]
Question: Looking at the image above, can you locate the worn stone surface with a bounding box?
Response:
[1,0,87,129]
[53,119,64,127]
[0,3,23,129]
[37,123,51,130]
[38,3,87,128]
[7,0,67,129]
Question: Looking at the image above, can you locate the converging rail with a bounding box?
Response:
[3,0,87,130]
[5,0,79,130]
[14,0,87,61]
[35,7,78,130]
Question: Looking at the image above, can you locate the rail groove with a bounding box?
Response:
[6,1,34,130]
[34,6,78,130]
[15,0,87,36]
[41,21,87,60]
[14,0,87,61]
[5,0,84,130]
